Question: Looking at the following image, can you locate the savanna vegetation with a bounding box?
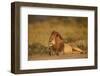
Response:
[28,15,88,60]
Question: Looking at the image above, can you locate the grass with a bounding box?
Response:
[28,16,88,55]
[28,43,49,56]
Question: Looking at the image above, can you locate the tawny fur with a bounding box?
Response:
[49,31,84,55]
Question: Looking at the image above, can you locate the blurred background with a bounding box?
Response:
[28,15,88,58]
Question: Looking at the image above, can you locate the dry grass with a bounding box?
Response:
[28,16,88,57]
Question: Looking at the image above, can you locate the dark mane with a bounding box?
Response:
[49,31,64,56]
[56,32,63,39]
[52,31,63,40]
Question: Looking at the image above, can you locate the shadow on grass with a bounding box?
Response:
[28,40,88,57]
[28,43,49,56]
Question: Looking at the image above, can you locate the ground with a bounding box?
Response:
[28,52,87,61]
